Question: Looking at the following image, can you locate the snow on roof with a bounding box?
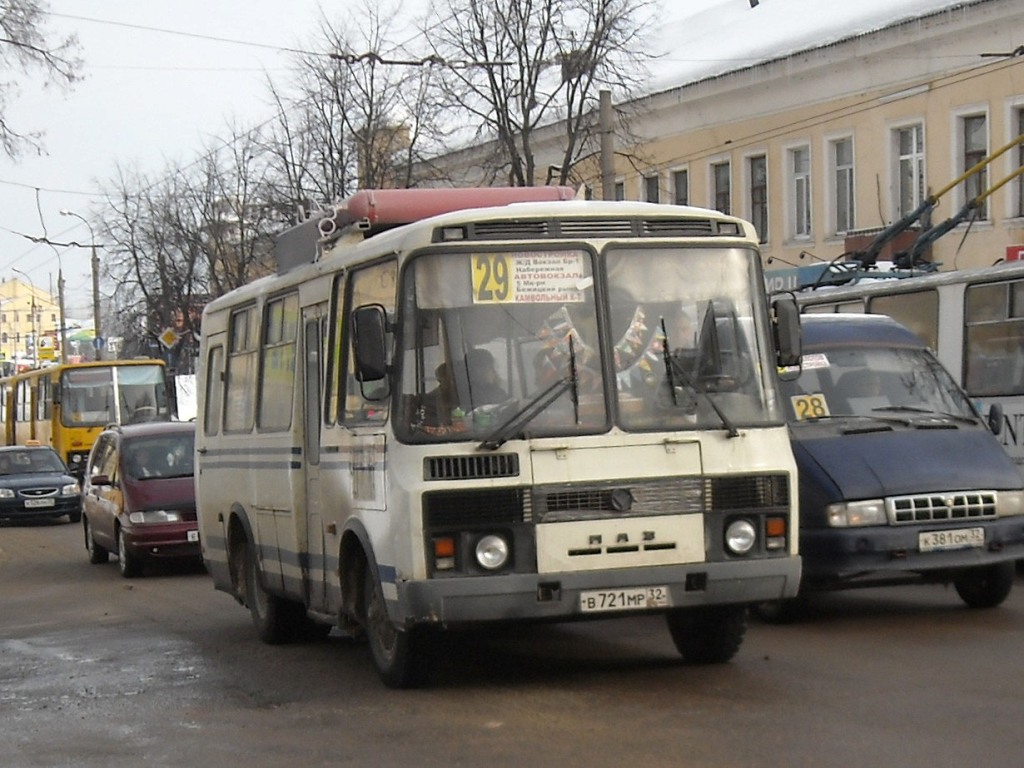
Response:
[650,0,973,92]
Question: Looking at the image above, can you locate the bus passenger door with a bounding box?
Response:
[302,309,328,612]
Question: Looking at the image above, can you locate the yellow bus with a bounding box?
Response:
[0,360,171,477]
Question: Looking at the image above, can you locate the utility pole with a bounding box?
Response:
[60,209,103,360]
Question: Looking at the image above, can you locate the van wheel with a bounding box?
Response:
[954,562,1015,609]
[363,565,429,688]
[84,518,108,564]
[117,528,142,578]
[243,539,302,644]
[666,604,747,664]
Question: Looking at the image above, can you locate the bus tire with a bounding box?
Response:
[84,518,108,564]
[243,539,303,644]
[117,527,143,578]
[666,604,747,664]
[363,565,429,688]
[953,562,1015,609]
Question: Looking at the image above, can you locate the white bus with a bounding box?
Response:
[196,187,803,687]
[796,260,1024,476]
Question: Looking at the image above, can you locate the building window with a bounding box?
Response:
[1016,108,1024,218]
[961,113,988,219]
[789,146,812,238]
[614,180,624,201]
[712,161,730,214]
[748,155,768,243]
[831,137,855,235]
[644,174,660,203]
[672,169,688,205]
[895,124,925,218]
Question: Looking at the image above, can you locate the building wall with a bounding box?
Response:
[0,278,61,368]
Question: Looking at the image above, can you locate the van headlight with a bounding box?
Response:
[128,510,183,524]
[826,499,887,527]
[996,490,1024,517]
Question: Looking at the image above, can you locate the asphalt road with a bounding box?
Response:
[2,519,1023,768]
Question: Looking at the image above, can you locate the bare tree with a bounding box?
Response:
[0,0,81,157]
[424,0,654,186]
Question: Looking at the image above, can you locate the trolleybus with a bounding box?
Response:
[196,187,803,687]
[0,359,171,477]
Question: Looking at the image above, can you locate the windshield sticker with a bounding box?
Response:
[801,353,830,370]
[472,252,587,304]
[790,393,830,421]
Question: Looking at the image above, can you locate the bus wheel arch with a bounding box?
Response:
[225,506,253,606]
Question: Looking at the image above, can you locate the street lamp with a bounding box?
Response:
[12,267,38,367]
[60,209,103,361]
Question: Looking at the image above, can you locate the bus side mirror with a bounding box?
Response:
[771,296,802,368]
[352,304,389,382]
[987,402,1004,437]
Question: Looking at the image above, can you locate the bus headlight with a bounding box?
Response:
[826,499,887,527]
[996,490,1024,517]
[475,534,510,570]
[725,519,757,555]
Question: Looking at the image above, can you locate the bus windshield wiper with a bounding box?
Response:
[478,338,581,451]
[659,318,739,438]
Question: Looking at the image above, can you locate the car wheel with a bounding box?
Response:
[66,507,82,524]
[84,518,109,564]
[117,527,143,578]
[243,537,303,644]
[666,604,747,664]
[954,562,1015,609]
[363,564,430,688]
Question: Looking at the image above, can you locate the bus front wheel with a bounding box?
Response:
[363,566,429,688]
[666,604,747,664]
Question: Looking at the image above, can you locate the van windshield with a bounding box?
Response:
[780,347,977,422]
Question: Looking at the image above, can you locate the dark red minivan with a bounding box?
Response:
[81,421,198,578]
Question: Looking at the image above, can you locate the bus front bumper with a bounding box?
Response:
[393,556,802,626]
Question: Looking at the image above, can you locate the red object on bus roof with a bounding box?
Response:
[319,186,578,236]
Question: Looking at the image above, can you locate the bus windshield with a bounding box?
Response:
[396,245,781,442]
[61,364,170,427]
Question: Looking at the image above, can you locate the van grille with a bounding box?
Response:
[887,492,998,524]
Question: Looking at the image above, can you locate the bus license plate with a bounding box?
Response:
[919,527,984,553]
[580,586,671,613]
[23,498,55,508]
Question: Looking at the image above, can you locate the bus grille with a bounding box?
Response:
[888,492,998,524]
[424,453,520,481]
[424,488,529,527]
[452,216,728,241]
[534,477,704,520]
[705,474,790,510]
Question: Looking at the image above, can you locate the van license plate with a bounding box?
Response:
[23,498,55,508]
[187,530,199,543]
[919,527,984,552]
[580,586,670,613]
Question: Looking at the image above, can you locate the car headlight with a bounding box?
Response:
[826,499,887,527]
[128,510,183,524]
[0,488,14,499]
[61,483,80,496]
[725,518,757,555]
[996,490,1024,517]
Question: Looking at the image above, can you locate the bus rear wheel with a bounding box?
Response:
[666,604,747,664]
[244,539,304,644]
[363,565,429,688]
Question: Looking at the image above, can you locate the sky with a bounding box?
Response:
[0,0,969,320]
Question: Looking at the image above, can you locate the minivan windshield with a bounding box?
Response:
[779,347,977,423]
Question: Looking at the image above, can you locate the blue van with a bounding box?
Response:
[771,314,1024,616]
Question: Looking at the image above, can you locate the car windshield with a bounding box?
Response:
[0,450,66,475]
[124,432,195,480]
[779,346,977,422]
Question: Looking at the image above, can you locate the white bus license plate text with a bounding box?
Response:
[580,586,670,613]
[919,527,984,553]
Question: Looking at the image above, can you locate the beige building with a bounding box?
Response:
[0,277,61,368]
[433,0,1024,280]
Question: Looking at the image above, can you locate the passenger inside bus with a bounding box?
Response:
[464,348,509,405]
[420,362,457,426]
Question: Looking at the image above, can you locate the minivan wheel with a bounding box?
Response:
[954,562,1015,609]
[84,518,109,564]
[117,527,143,578]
